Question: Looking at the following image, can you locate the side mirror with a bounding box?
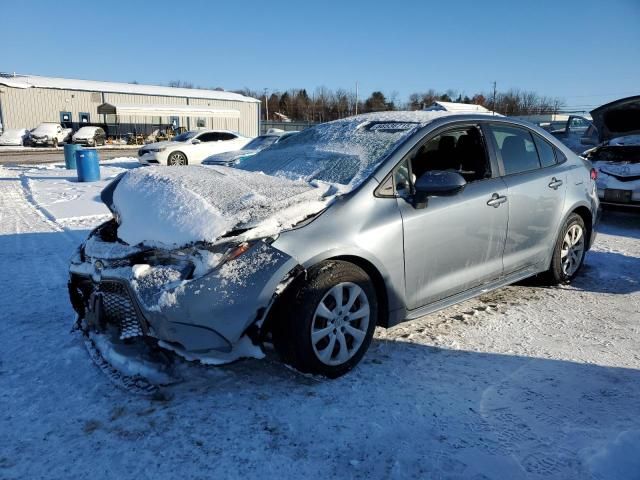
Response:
[191,139,201,145]
[413,171,466,209]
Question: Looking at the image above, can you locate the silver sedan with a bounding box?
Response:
[69,112,599,378]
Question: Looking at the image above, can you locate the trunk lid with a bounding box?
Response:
[591,96,640,143]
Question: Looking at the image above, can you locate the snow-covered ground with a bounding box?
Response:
[0,160,639,479]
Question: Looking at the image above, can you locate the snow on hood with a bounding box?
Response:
[110,166,333,248]
[591,96,640,142]
[595,161,640,178]
[73,126,99,138]
[31,124,59,136]
[608,135,640,146]
[204,149,257,164]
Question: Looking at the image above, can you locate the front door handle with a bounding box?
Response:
[487,193,507,208]
[548,177,563,190]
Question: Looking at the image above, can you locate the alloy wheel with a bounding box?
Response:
[560,224,585,276]
[168,153,186,166]
[310,282,370,366]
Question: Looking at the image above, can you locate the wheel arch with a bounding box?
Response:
[259,253,393,344]
[570,204,594,249]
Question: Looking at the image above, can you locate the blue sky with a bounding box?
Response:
[2,0,639,110]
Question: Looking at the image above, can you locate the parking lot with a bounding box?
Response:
[0,146,139,165]
[0,159,638,479]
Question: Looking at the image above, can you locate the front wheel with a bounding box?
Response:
[167,151,188,166]
[273,260,377,378]
[543,213,587,284]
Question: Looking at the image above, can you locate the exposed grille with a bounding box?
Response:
[99,282,143,340]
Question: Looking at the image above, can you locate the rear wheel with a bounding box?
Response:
[543,213,586,284]
[273,260,377,378]
[168,151,187,166]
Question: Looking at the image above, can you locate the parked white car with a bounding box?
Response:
[137,130,252,165]
[30,123,73,147]
[0,128,30,146]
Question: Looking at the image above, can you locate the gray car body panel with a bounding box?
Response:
[71,114,599,353]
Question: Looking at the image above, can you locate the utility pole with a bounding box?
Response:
[263,88,269,122]
[355,81,359,115]
[491,81,497,116]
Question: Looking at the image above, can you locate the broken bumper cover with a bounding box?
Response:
[69,242,298,354]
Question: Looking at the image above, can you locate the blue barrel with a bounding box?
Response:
[64,143,82,169]
[75,149,101,182]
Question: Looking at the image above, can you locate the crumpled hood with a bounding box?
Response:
[107,166,333,248]
[594,160,640,179]
[591,96,640,142]
[204,149,259,164]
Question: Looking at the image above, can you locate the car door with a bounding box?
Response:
[188,132,221,163]
[396,123,509,310]
[485,123,567,275]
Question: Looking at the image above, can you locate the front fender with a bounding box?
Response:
[140,243,298,352]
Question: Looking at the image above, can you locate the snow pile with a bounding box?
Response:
[20,158,138,229]
[112,166,333,248]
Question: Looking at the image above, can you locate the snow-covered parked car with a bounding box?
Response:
[202,130,298,167]
[69,112,599,378]
[582,96,640,207]
[30,123,72,147]
[72,126,106,146]
[0,128,30,146]
[137,129,252,166]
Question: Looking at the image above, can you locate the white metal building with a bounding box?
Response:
[424,101,499,115]
[0,73,260,137]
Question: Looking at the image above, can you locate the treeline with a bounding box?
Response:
[234,87,565,121]
[153,80,565,121]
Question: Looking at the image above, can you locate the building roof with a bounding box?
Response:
[97,103,240,117]
[0,73,260,104]
[425,101,492,113]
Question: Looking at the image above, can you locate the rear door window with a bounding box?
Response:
[488,124,541,175]
[197,132,218,142]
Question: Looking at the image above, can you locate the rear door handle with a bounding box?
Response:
[548,177,563,190]
[487,193,507,208]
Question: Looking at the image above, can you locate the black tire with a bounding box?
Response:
[543,213,587,285]
[273,260,377,378]
[168,151,188,166]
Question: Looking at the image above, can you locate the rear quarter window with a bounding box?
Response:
[533,135,557,168]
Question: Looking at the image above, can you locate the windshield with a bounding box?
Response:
[243,135,279,151]
[172,131,198,142]
[238,118,420,187]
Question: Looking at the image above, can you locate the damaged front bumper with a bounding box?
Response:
[69,232,299,355]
